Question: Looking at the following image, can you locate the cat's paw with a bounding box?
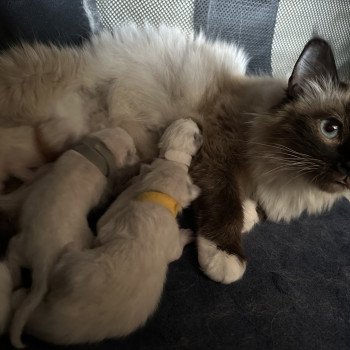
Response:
[197,236,246,284]
[242,198,259,233]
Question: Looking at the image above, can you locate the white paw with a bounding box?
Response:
[180,228,194,246]
[242,198,259,233]
[197,236,246,284]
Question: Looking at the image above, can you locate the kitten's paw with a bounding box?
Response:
[197,236,246,284]
[242,198,259,233]
[180,228,194,245]
[170,229,194,262]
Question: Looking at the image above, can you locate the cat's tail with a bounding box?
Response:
[0,261,13,335]
[10,265,49,348]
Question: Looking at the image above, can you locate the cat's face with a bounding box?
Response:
[254,38,350,194]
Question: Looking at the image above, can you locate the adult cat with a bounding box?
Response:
[0,25,348,286]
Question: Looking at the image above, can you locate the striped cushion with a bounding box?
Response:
[95,0,350,80]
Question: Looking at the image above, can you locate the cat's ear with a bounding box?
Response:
[288,38,339,98]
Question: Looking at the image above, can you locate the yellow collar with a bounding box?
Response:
[136,191,181,217]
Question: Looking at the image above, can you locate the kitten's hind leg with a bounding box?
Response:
[6,235,25,289]
[169,229,193,262]
[179,229,194,246]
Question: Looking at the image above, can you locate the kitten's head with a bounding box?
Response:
[253,38,350,194]
[93,127,139,168]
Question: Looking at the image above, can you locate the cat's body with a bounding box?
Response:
[0,26,248,159]
[0,25,349,287]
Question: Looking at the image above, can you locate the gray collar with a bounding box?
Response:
[72,136,116,177]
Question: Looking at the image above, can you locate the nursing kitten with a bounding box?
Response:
[5,128,138,347]
[0,26,348,287]
[15,118,200,345]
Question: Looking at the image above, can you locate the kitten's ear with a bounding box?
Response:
[288,38,339,98]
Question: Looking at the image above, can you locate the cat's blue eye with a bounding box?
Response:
[320,118,341,139]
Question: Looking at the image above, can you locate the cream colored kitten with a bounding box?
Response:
[15,119,201,345]
[4,127,138,348]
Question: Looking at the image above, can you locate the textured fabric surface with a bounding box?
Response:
[0,0,93,50]
[96,0,350,79]
[194,0,280,74]
[271,0,350,81]
[96,0,195,34]
[96,0,280,74]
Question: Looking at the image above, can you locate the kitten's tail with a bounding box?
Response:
[10,265,49,348]
[0,261,13,335]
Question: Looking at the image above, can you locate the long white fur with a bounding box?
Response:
[0,25,248,170]
[19,119,201,345]
[254,175,343,222]
[6,127,137,348]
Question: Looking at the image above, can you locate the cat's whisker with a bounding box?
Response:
[310,172,324,185]
[246,153,323,168]
[227,144,325,167]
[260,163,319,177]
[258,156,321,167]
[249,162,321,173]
[283,169,318,187]
[251,149,325,166]
[259,157,322,177]
[244,140,325,164]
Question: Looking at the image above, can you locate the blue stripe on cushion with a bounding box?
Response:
[194,0,280,75]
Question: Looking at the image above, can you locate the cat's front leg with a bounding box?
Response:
[195,211,247,284]
[191,162,249,284]
[196,198,259,284]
